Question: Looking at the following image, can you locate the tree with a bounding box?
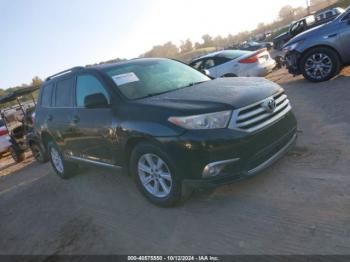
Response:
[279,5,295,21]
[213,35,225,48]
[180,39,193,53]
[194,42,202,49]
[201,34,214,48]
[31,76,43,88]
[142,41,179,58]
[294,6,307,19]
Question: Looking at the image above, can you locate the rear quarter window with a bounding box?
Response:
[40,83,54,107]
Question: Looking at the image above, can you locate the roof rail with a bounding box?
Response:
[45,66,84,81]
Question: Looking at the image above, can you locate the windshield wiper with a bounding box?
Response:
[144,81,209,98]
[181,80,209,88]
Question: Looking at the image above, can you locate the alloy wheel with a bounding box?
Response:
[304,53,333,80]
[50,147,64,173]
[138,153,172,198]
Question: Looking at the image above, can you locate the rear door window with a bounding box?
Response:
[214,57,231,66]
[202,59,215,69]
[190,60,203,70]
[40,83,54,107]
[54,78,74,107]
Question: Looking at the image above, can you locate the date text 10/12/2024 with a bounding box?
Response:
[127,256,220,261]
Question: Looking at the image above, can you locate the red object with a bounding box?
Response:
[239,48,267,64]
[0,128,8,136]
[239,56,259,63]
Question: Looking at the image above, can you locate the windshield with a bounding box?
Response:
[104,59,210,100]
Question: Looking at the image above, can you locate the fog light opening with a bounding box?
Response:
[202,158,240,178]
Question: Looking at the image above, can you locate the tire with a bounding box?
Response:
[30,143,48,163]
[300,47,341,82]
[129,142,183,207]
[9,146,25,163]
[48,141,78,179]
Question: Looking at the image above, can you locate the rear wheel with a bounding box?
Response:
[300,47,341,82]
[130,142,182,207]
[30,143,48,163]
[48,142,78,179]
[9,146,25,163]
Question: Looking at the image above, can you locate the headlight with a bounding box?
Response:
[168,110,232,130]
[283,39,305,52]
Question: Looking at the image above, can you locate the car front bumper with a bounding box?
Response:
[183,131,296,188]
[157,111,297,188]
[285,51,301,75]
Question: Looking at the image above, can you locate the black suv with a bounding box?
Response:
[34,58,297,206]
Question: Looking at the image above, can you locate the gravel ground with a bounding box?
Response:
[1,67,350,255]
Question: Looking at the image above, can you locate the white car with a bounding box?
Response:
[189,49,276,78]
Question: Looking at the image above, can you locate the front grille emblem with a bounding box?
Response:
[263,98,276,113]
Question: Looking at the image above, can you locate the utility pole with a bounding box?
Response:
[306,0,311,15]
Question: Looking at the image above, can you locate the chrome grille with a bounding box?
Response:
[229,89,292,133]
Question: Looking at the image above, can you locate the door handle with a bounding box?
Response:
[71,115,80,124]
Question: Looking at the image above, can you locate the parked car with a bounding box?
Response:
[189,49,276,78]
[228,41,273,51]
[0,119,11,157]
[34,58,297,206]
[316,7,345,22]
[273,13,338,50]
[284,6,350,82]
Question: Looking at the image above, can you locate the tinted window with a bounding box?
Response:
[325,11,333,18]
[40,83,54,107]
[190,60,203,70]
[76,75,110,108]
[55,78,74,107]
[214,57,231,66]
[202,59,215,69]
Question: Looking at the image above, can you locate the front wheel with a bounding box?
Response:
[130,142,183,207]
[30,143,48,163]
[300,47,341,82]
[48,142,78,179]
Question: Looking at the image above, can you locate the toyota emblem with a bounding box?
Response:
[263,98,276,113]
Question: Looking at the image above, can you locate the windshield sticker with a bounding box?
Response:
[111,72,139,86]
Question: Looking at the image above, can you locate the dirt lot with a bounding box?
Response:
[1,67,350,255]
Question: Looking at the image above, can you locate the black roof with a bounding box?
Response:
[0,85,39,104]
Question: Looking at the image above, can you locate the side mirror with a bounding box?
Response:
[203,69,211,76]
[84,93,109,109]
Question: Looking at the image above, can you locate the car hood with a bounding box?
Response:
[287,21,335,44]
[137,78,282,114]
